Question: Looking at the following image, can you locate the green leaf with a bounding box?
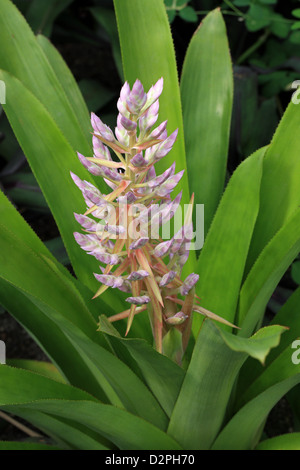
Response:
[270,14,290,38]
[212,375,300,449]
[0,365,97,404]
[113,0,190,203]
[246,86,300,271]
[3,400,182,450]
[246,4,272,32]
[178,6,198,22]
[221,324,287,365]
[0,0,91,155]
[292,9,300,19]
[7,359,66,384]
[238,208,300,337]
[255,433,300,450]
[194,147,264,335]
[168,319,285,449]
[291,21,300,31]
[180,9,233,235]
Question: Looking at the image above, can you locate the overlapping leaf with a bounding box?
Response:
[167,319,285,449]
[194,147,265,334]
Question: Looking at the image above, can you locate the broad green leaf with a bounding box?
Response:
[0,365,97,404]
[194,147,264,335]
[255,433,300,450]
[238,208,300,337]
[181,9,233,234]
[168,319,284,449]
[6,359,66,384]
[220,324,287,365]
[0,441,61,450]
[0,0,91,154]
[246,96,300,272]
[3,400,182,450]
[212,375,300,449]
[99,315,185,418]
[113,0,189,203]
[36,34,91,130]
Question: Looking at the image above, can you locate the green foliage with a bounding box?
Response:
[0,0,299,451]
[164,0,198,23]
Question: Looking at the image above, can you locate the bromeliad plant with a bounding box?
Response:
[0,0,300,451]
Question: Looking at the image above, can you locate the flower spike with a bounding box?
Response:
[72,77,232,361]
